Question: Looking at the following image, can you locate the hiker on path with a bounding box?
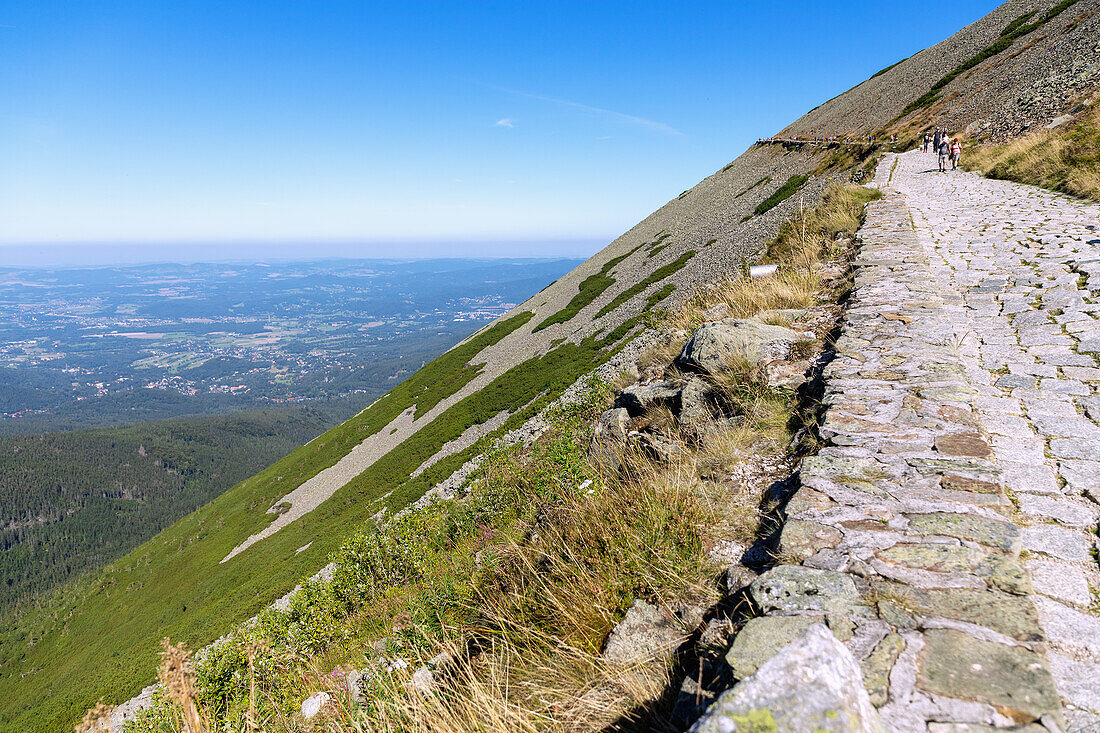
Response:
[937,137,950,172]
[933,128,942,152]
[923,133,930,152]
[950,138,962,170]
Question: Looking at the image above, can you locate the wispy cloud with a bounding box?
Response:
[494,118,515,128]
[470,80,682,137]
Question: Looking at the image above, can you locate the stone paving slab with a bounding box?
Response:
[751,152,1100,731]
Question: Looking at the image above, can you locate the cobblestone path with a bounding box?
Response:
[757,151,1100,731]
[896,151,1100,729]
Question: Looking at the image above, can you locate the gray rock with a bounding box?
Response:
[724,564,757,595]
[1026,559,1093,607]
[861,633,904,707]
[702,303,731,321]
[616,380,681,416]
[1016,494,1098,528]
[301,690,331,719]
[1049,437,1100,460]
[780,519,843,561]
[906,512,1020,554]
[678,318,812,374]
[1077,334,1100,353]
[1021,524,1095,562]
[109,683,158,731]
[995,373,1036,389]
[589,408,631,469]
[725,616,817,679]
[1060,459,1100,495]
[1033,595,1100,657]
[690,624,885,733]
[750,565,870,617]
[1045,114,1073,129]
[409,665,436,694]
[916,629,1060,722]
[765,358,812,390]
[1047,652,1100,715]
[1080,395,1100,423]
[636,432,683,463]
[678,375,725,442]
[345,667,370,703]
[601,599,690,665]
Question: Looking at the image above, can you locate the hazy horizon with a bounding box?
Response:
[0,240,602,269]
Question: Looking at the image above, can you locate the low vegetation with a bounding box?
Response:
[742,175,809,222]
[963,102,1100,201]
[646,233,672,258]
[734,177,770,199]
[533,245,646,332]
[596,251,696,318]
[106,182,880,733]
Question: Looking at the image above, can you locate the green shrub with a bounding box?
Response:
[533,244,645,331]
[596,251,696,317]
[735,176,770,199]
[752,175,809,217]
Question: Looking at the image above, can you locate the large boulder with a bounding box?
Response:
[601,599,702,665]
[689,624,885,732]
[725,616,817,680]
[678,375,733,443]
[616,380,682,416]
[678,318,813,374]
[590,408,631,470]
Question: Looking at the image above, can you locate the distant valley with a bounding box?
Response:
[0,257,580,610]
[0,257,582,434]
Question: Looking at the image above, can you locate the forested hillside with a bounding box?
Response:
[0,402,358,608]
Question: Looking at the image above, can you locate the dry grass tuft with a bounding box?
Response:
[666,184,879,332]
[158,638,208,733]
[333,625,673,733]
[75,701,115,733]
[964,102,1100,201]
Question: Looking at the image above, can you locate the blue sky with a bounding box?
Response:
[1,1,999,261]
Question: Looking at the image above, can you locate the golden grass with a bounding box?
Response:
[963,102,1100,201]
[74,701,116,733]
[666,183,879,332]
[328,623,674,733]
[157,639,208,733]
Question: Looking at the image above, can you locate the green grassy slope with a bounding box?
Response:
[0,404,359,609]
[0,301,673,731]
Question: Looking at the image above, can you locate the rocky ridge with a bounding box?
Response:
[785,0,1100,142]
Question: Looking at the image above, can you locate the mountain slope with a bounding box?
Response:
[0,404,357,609]
[2,0,1097,729]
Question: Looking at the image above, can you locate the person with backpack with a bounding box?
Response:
[950,137,962,170]
[933,128,942,153]
[937,136,950,172]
